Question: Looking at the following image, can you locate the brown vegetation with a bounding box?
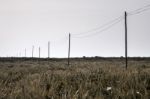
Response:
[0,58,149,99]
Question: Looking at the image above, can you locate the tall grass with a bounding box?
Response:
[0,59,149,99]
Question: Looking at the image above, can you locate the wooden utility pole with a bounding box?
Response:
[39,47,41,58]
[32,46,34,58]
[68,33,71,66]
[19,52,21,57]
[48,41,50,58]
[25,48,26,57]
[125,11,128,69]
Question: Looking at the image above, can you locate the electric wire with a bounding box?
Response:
[129,4,150,16]
[72,15,124,37]
[129,7,150,16]
[5,4,150,57]
[72,4,150,39]
[72,18,123,39]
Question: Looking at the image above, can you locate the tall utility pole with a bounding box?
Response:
[25,48,26,57]
[39,47,41,58]
[125,11,128,69]
[68,33,71,66]
[48,41,50,58]
[19,52,21,57]
[32,46,34,58]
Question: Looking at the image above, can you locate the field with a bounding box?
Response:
[0,57,150,99]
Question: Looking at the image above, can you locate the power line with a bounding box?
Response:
[73,5,150,38]
[72,4,150,39]
[72,16,124,37]
[72,18,123,39]
[129,7,150,16]
[3,4,150,58]
[129,4,150,16]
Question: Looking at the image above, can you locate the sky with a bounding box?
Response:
[0,0,150,58]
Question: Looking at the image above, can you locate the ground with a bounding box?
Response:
[0,57,150,99]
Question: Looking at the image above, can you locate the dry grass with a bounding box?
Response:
[0,58,149,99]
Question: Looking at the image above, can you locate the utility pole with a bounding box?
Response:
[125,11,128,69]
[68,33,71,66]
[32,46,34,58]
[48,41,50,58]
[19,52,21,57]
[39,47,41,58]
[25,48,26,57]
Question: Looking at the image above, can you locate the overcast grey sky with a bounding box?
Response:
[0,0,150,57]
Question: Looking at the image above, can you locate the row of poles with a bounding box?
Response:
[23,41,51,58]
[8,3,150,68]
[15,12,128,69]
